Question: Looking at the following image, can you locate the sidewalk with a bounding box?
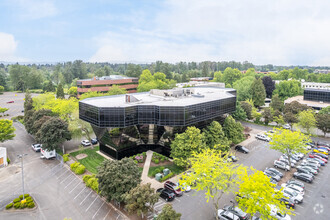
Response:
[141,150,163,189]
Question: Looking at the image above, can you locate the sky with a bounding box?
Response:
[0,0,330,65]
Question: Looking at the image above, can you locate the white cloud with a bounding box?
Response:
[8,0,57,20]
[90,0,330,65]
[0,32,28,62]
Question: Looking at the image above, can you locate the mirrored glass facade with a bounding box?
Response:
[304,89,330,103]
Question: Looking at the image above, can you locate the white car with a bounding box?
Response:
[269,205,291,220]
[274,160,290,171]
[177,182,191,192]
[81,140,91,146]
[282,188,303,204]
[217,209,240,220]
[301,159,321,167]
[256,134,271,142]
[282,124,291,130]
[31,143,42,152]
[278,158,296,168]
[280,156,297,164]
[282,184,304,196]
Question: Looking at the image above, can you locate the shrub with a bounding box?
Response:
[63,154,69,162]
[133,160,138,164]
[27,202,35,208]
[19,195,23,200]
[6,203,13,209]
[7,157,10,164]
[87,177,99,193]
[24,194,30,198]
[160,158,165,162]
[13,198,20,203]
[154,159,159,164]
[83,174,93,183]
[14,202,20,209]
[75,164,86,175]
[70,161,80,170]
[26,197,33,203]
[20,202,26,209]
[142,152,146,157]
[160,172,174,182]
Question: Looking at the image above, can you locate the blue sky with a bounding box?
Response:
[0,0,330,65]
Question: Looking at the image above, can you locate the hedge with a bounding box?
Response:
[70,162,86,175]
[160,172,174,182]
[27,202,35,208]
[149,166,165,177]
[6,203,13,209]
[63,154,69,162]
[14,202,20,209]
[13,198,20,203]
[83,174,99,193]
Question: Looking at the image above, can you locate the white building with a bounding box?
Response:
[0,147,8,167]
[301,81,330,90]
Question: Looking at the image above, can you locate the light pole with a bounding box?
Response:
[17,154,28,200]
[230,200,235,220]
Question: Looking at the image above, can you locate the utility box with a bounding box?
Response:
[163,168,170,176]
[155,173,163,181]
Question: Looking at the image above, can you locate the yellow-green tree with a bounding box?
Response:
[0,119,16,142]
[237,171,292,219]
[107,85,127,95]
[269,128,310,166]
[297,110,316,134]
[179,149,248,220]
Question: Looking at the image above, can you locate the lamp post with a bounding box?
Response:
[230,200,235,220]
[17,154,28,200]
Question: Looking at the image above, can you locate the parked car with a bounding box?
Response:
[217,209,240,220]
[282,124,291,130]
[300,162,319,171]
[228,155,238,162]
[313,148,328,155]
[296,166,318,175]
[265,167,283,178]
[223,205,249,220]
[296,167,313,176]
[256,134,271,142]
[81,140,91,147]
[286,179,304,189]
[156,188,175,202]
[264,170,281,182]
[309,154,327,163]
[31,143,42,152]
[312,152,328,159]
[91,138,98,145]
[281,155,297,163]
[306,157,325,166]
[274,160,290,171]
[278,158,296,168]
[164,181,183,197]
[282,184,305,196]
[269,205,292,220]
[235,145,249,154]
[282,188,303,204]
[7,101,14,103]
[301,159,321,167]
[317,146,330,152]
[176,182,191,192]
[317,142,330,147]
[279,197,295,209]
[293,172,313,183]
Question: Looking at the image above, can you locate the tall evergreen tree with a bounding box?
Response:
[56,83,65,99]
[250,78,266,107]
[223,115,245,144]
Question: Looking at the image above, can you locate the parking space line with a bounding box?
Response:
[74,187,86,200]
[56,169,69,179]
[69,182,83,194]
[80,191,92,205]
[175,198,180,202]
[305,188,312,192]
[64,176,78,189]
[92,201,105,219]
[86,196,98,212]
[116,214,120,220]
[60,174,73,184]
[103,209,112,220]
[154,202,165,209]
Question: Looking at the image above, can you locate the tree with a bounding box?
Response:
[233,76,254,101]
[319,106,330,115]
[33,116,52,136]
[27,109,55,135]
[273,80,302,100]
[273,115,285,127]
[213,71,223,82]
[56,83,65,99]
[284,112,298,129]
[170,126,205,168]
[269,128,310,167]
[316,114,330,137]
[297,110,316,134]
[284,101,310,115]
[203,121,231,150]
[202,62,209,77]
[0,85,4,94]
[36,117,71,151]
[97,158,141,203]
[237,171,291,219]
[0,119,16,142]
[157,204,181,220]
[270,94,283,111]
[223,115,245,144]
[68,109,94,141]
[250,78,266,107]
[124,183,159,218]
[0,107,8,116]
[43,80,55,92]
[232,103,247,120]
[68,87,77,97]
[179,149,248,220]
[262,108,273,125]
[107,85,127,96]
[240,101,253,120]
[223,67,242,86]
[24,90,33,112]
[262,76,275,98]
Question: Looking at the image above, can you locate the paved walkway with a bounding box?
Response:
[141,151,163,189]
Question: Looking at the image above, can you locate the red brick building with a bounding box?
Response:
[77,75,139,97]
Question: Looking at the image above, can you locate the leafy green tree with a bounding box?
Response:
[273,80,302,100]
[213,71,223,82]
[0,119,16,142]
[79,91,105,100]
[202,62,209,77]
[250,78,266,107]
[179,149,248,220]
[270,94,283,111]
[316,114,330,137]
[33,116,52,136]
[223,67,242,86]
[107,85,127,95]
[56,83,65,99]
[0,85,4,94]
[68,109,94,141]
[237,171,291,220]
[269,128,310,167]
[157,204,181,220]
[233,76,254,101]
[223,115,245,144]
[124,183,159,218]
[0,107,8,116]
[24,90,33,112]
[232,103,247,120]
[262,108,273,125]
[284,112,298,129]
[27,109,55,135]
[283,101,310,115]
[170,126,205,168]
[36,117,71,151]
[319,106,330,115]
[262,76,275,98]
[43,80,56,92]
[273,115,285,127]
[297,110,316,134]
[68,87,77,97]
[240,101,253,120]
[203,121,230,150]
[97,158,141,203]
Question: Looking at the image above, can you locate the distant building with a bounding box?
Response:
[301,82,330,90]
[77,75,138,97]
[190,77,213,81]
[314,69,330,74]
[304,88,330,103]
[177,81,225,88]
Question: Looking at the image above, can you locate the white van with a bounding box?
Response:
[40,148,56,159]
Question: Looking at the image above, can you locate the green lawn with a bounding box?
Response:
[148,163,185,177]
[70,146,106,174]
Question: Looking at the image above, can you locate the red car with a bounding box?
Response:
[7,101,14,103]
[164,181,183,197]
[309,154,328,163]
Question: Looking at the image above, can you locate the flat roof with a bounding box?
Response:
[78,75,137,81]
[80,87,236,108]
[285,96,330,108]
[304,88,330,92]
